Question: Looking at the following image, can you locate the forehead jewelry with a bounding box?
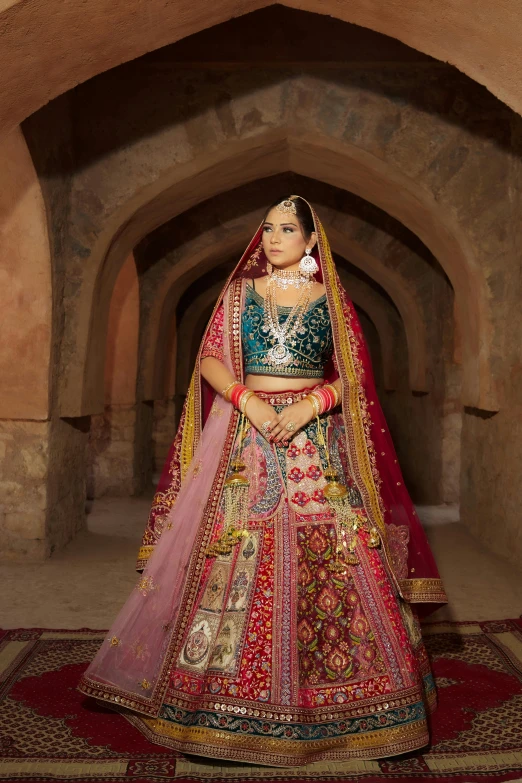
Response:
[275,198,297,215]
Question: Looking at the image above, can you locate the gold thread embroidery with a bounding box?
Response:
[131,640,149,660]
[136,576,159,595]
[137,545,154,561]
[399,578,447,602]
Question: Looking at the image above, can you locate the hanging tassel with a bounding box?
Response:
[314,415,381,573]
[367,526,381,548]
[206,415,250,558]
[323,466,361,571]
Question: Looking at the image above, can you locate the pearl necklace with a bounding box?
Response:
[262,275,313,366]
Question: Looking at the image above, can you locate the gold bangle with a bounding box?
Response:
[305,394,320,417]
[327,384,340,406]
[239,390,256,414]
[221,381,239,400]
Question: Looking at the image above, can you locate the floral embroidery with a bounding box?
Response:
[132,640,149,660]
[201,303,224,362]
[297,523,384,690]
[302,440,317,457]
[306,465,322,481]
[292,491,310,507]
[109,636,120,647]
[136,575,159,595]
[311,488,327,504]
[387,524,410,579]
[288,467,305,483]
[287,443,301,459]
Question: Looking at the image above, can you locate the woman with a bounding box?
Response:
[78,195,447,767]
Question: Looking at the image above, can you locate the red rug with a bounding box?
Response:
[1,620,522,782]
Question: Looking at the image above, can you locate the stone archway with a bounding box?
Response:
[337,272,399,392]
[177,282,224,397]
[0,128,51,421]
[156,258,455,504]
[141,221,424,404]
[67,132,488,418]
[174,275,400,396]
[0,128,53,561]
[150,269,406,482]
[87,254,142,498]
[1,0,521,145]
[66,133,484,415]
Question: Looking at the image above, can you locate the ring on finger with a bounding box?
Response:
[260,420,272,436]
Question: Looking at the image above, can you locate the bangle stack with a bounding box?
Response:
[305,383,340,415]
[221,381,239,400]
[222,381,256,414]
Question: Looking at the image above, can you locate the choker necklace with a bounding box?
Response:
[269,267,310,290]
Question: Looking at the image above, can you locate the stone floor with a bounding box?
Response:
[1,496,521,629]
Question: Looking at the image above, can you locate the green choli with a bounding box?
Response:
[242,283,334,378]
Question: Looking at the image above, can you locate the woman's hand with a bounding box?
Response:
[243,395,278,440]
[266,399,315,445]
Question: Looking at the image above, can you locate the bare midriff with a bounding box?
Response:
[245,374,323,392]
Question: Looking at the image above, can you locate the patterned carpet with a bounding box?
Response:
[1,620,522,782]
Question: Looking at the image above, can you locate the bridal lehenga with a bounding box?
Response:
[78,198,447,767]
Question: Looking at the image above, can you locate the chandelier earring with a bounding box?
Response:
[266,260,273,275]
[299,247,319,278]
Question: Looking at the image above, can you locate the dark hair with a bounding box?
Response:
[264,196,315,240]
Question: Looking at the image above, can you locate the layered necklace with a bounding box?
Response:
[262,267,314,366]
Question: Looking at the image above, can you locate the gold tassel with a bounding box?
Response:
[206,414,250,558]
[314,414,380,573]
[323,466,361,571]
[367,526,381,548]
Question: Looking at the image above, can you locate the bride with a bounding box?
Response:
[78,195,447,767]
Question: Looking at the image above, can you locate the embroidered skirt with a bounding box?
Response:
[122,388,435,767]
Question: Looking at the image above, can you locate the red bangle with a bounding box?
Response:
[324,385,337,410]
[230,383,249,409]
[309,385,338,414]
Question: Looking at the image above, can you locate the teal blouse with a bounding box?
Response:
[241,283,334,378]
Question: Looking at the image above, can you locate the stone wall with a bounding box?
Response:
[3,17,520,567]
[0,420,50,561]
[87,405,137,498]
[459,118,522,563]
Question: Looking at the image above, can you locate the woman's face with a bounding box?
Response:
[261,207,317,270]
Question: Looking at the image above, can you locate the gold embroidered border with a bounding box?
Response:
[180,373,196,481]
[125,713,428,766]
[164,682,425,721]
[151,280,246,710]
[316,220,385,537]
[137,545,154,562]
[311,214,402,596]
[399,578,448,603]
